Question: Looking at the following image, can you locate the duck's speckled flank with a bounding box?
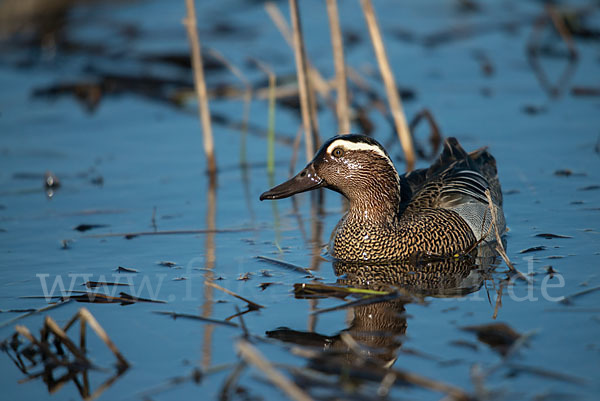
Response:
[330,207,476,262]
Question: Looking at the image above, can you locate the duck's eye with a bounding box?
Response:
[332,147,344,158]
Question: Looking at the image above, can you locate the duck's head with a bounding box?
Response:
[260,134,401,208]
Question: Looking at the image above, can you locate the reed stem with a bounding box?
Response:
[289,0,318,161]
[265,3,331,100]
[183,0,217,180]
[326,0,350,134]
[360,0,415,170]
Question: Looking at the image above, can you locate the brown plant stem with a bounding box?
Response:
[183,0,217,181]
[326,0,350,134]
[289,0,319,161]
[360,0,415,170]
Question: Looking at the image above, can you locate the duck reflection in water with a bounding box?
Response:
[267,247,501,370]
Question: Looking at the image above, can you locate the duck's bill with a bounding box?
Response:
[260,164,323,200]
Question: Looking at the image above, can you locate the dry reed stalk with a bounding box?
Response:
[44,316,89,362]
[77,308,129,368]
[545,5,578,58]
[236,340,314,401]
[202,179,217,370]
[289,0,319,161]
[326,0,350,134]
[14,324,62,365]
[360,0,415,171]
[492,280,505,319]
[219,360,247,401]
[484,190,529,282]
[15,308,129,369]
[183,0,217,180]
[264,3,331,98]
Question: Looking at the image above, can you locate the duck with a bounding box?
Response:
[260,134,505,262]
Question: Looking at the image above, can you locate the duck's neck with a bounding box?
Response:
[345,176,402,227]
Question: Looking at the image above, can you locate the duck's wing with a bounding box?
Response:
[437,168,490,206]
[404,137,491,211]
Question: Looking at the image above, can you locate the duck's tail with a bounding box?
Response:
[468,145,503,207]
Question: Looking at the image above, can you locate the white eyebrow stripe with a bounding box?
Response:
[326,139,388,159]
[326,139,398,180]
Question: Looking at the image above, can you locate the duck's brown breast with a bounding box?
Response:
[330,208,476,261]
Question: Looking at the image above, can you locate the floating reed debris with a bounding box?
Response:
[205,281,265,310]
[83,227,253,239]
[183,0,216,180]
[461,322,522,357]
[2,308,128,400]
[289,0,319,162]
[116,265,138,273]
[325,0,350,134]
[360,0,415,170]
[293,282,390,299]
[137,365,233,400]
[0,299,72,329]
[256,255,314,276]
[506,363,586,385]
[83,281,130,288]
[62,291,166,305]
[153,311,239,328]
[559,285,600,306]
[236,339,314,401]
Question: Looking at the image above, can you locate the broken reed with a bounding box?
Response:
[183,0,217,180]
[360,0,415,171]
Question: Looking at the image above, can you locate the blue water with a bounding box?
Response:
[1,0,599,400]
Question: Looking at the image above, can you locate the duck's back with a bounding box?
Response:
[400,138,504,242]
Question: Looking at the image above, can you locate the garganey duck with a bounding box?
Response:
[260,134,505,262]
